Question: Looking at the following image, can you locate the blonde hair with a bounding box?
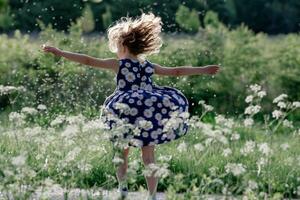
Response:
[107,13,163,57]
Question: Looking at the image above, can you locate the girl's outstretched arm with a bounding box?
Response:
[41,45,119,73]
[153,63,220,76]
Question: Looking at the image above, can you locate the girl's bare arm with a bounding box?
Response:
[153,63,220,76]
[42,45,119,73]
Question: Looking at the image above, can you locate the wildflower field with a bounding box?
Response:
[1,20,300,199]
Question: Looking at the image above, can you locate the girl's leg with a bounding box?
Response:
[141,145,158,199]
[116,147,130,186]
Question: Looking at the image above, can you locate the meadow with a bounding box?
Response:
[0,20,300,199]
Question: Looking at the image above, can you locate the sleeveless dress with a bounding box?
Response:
[100,58,189,147]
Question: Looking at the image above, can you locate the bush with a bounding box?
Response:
[175,5,200,33]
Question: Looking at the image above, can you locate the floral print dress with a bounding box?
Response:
[100,58,189,147]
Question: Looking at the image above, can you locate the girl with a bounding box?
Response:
[42,13,220,200]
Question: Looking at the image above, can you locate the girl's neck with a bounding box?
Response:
[119,53,139,62]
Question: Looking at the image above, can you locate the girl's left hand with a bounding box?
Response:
[204,65,221,75]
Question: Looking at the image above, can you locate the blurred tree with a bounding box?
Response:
[228,0,300,34]
[102,5,112,29]
[9,0,84,32]
[0,0,14,31]
[175,5,200,33]
[81,4,95,33]
[5,0,300,34]
[204,10,220,29]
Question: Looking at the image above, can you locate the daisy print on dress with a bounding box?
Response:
[125,72,136,82]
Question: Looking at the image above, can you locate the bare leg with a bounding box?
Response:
[115,147,129,199]
[141,145,158,199]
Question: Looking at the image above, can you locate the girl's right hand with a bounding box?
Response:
[41,44,62,56]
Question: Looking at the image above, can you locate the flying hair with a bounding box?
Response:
[107,13,163,57]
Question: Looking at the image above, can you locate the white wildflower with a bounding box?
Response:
[244,118,254,127]
[292,101,300,108]
[222,148,232,157]
[258,143,272,156]
[11,153,27,166]
[245,95,253,103]
[114,102,130,112]
[280,143,290,151]
[8,112,26,126]
[65,147,81,163]
[0,85,26,95]
[204,104,214,111]
[50,115,66,126]
[194,143,204,152]
[138,119,153,131]
[66,114,86,125]
[277,102,286,109]
[231,133,240,141]
[272,110,283,119]
[273,94,288,103]
[249,84,261,93]
[143,163,169,179]
[257,91,266,98]
[248,180,258,190]
[37,104,47,110]
[21,107,38,115]
[225,163,246,176]
[240,140,256,155]
[282,119,293,128]
[244,105,261,115]
[177,142,187,152]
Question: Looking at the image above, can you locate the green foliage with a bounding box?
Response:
[80,4,95,33]
[204,10,220,29]
[0,0,14,31]
[175,5,200,33]
[102,5,112,29]
[0,23,299,120]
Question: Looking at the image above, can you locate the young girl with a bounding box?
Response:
[42,13,220,200]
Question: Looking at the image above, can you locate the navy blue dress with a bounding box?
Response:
[100,58,189,147]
